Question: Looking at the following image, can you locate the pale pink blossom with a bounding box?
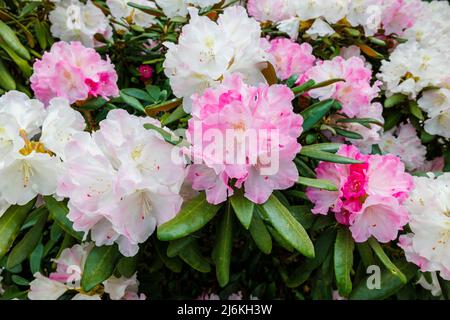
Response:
[267,38,316,81]
[31,41,119,105]
[186,74,302,204]
[58,110,186,256]
[307,144,413,242]
[381,0,422,36]
[247,0,294,23]
[301,56,381,118]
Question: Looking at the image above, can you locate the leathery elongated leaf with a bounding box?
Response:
[0,20,30,60]
[212,205,234,287]
[229,189,254,229]
[350,262,417,300]
[44,196,83,241]
[301,99,336,132]
[248,208,272,255]
[158,193,222,241]
[7,209,48,269]
[178,241,211,273]
[334,228,355,297]
[0,199,36,259]
[299,149,363,164]
[81,244,121,292]
[259,195,314,258]
[297,177,338,191]
[368,237,407,284]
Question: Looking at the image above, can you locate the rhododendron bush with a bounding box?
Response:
[0,0,449,301]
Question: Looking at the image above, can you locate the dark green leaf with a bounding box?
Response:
[368,237,407,284]
[260,195,314,258]
[212,205,234,287]
[44,196,83,241]
[248,209,272,255]
[297,177,338,191]
[299,149,363,164]
[334,228,354,297]
[301,99,336,131]
[178,241,211,273]
[0,199,36,259]
[7,210,48,269]
[158,193,222,241]
[229,189,254,229]
[81,245,121,292]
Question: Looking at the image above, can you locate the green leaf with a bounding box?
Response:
[229,189,254,229]
[145,85,161,102]
[11,275,30,286]
[297,177,338,191]
[81,245,121,292]
[290,205,315,229]
[291,80,315,95]
[384,111,403,131]
[155,242,182,273]
[30,243,44,275]
[157,193,222,241]
[301,143,342,153]
[299,149,363,164]
[333,127,364,140]
[143,123,178,145]
[260,195,314,258]
[384,93,407,108]
[0,20,30,60]
[368,237,407,284]
[44,196,83,241]
[212,205,234,287]
[0,40,32,77]
[120,91,145,113]
[161,105,187,126]
[121,88,153,102]
[409,101,424,120]
[117,255,138,278]
[167,236,194,258]
[0,199,36,259]
[285,230,335,288]
[295,158,316,178]
[7,209,48,269]
[301,99,336,131]
[356,242,375,268]
[0,58,16,90]
[78,97,107,111]
[350,262,417,300]
[267,225,294,252]
[248,209,272,255]
[34,20,47,50]
[178,241,211,273]
[336,118,383,127]
[334,228,355,297]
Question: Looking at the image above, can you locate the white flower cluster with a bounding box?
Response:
[106,0,158,31]
[400,173,450,281]
[0,91,85,216]
[247,0,422,40]
[378,1,450,138]
[163,6,268,112]
[49,0,112,47]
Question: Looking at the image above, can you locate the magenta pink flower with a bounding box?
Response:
[138,65,154,81]
[267,38,316,81]
[31,41,119,105]
[186,74,303,204]
[300,56,381,118]
[306,144,413,243]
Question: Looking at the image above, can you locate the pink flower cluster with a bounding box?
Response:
[186,74,303,205]
[267,38,316,81]
[301,56,381,118]
[31,41,119,105]
[381,0,423,35]
[307,145,414,243]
